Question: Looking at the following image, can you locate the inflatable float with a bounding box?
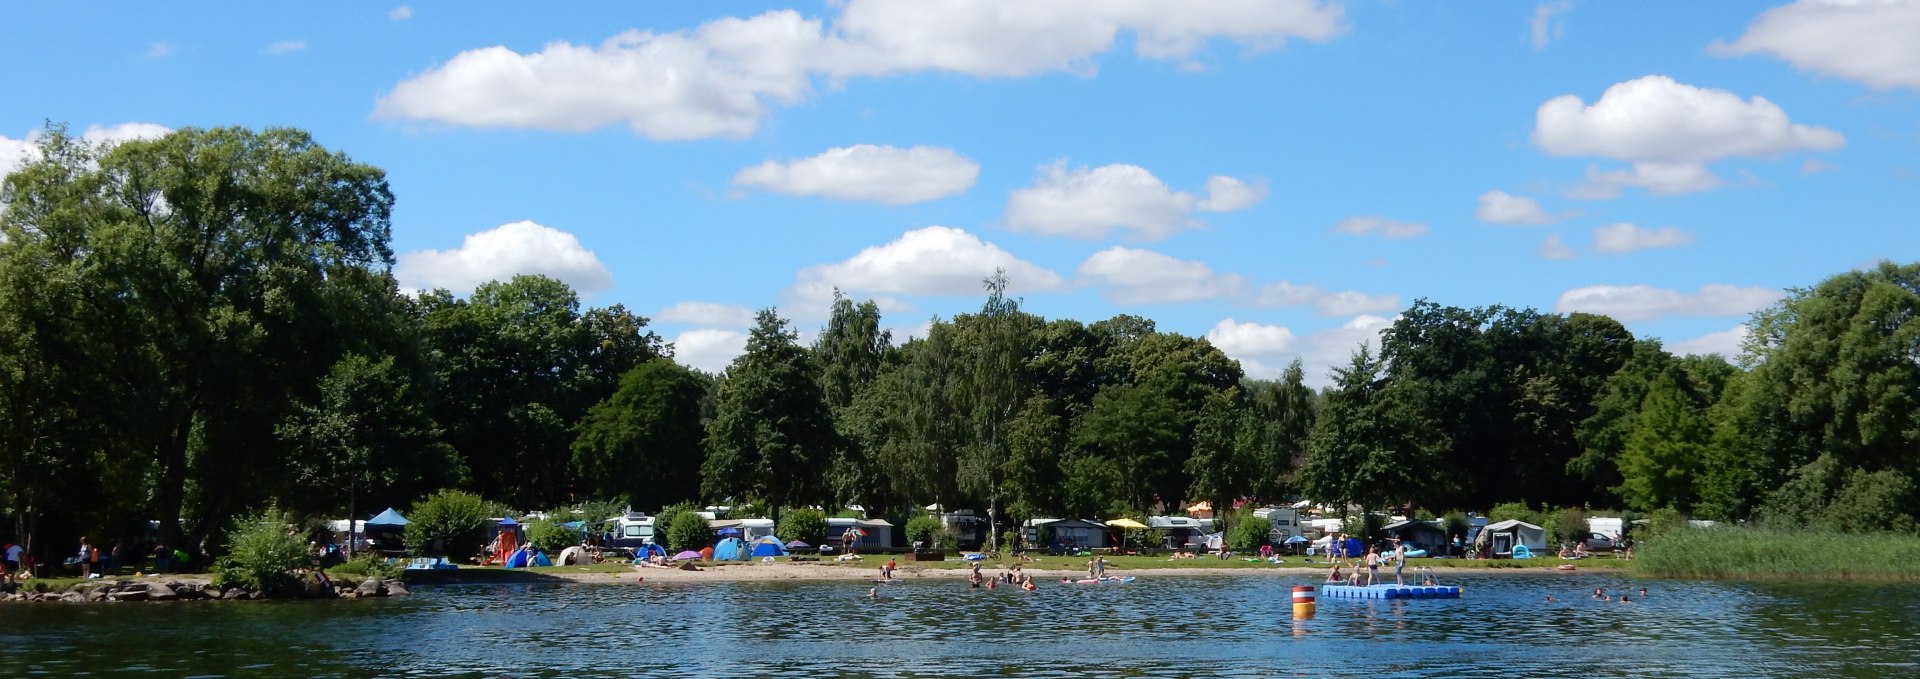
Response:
[1059,576,1136,585]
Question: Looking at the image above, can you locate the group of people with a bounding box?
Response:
[1324,538,1427,587]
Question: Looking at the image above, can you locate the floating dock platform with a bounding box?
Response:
[1320,584,1461,599]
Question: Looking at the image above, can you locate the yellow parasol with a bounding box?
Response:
[1105,518,1148,530]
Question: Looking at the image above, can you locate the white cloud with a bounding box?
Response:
[1298,314,1395,386]
[1801,158,1837,174]
[1554,283,1782,321]
[1667,325,1750,360]
[1004,161,1261,240]
[375,1,1344,139]
[0,123,172,179]
[1197,175,1268,212]
[1531,1,1571,50]
[1332,215,1427,239]
[1475,190,1565,225]
[732,145,978,205]
[1535,75,1844,198]
[1206,318,1295,356]
[146,42,173,59]
[395,220,614,294]
[1569,161,1726,198]
[1591,222,1693,254]
[1713,0,1920,91]
[268,40,307,54]
[672,329,747,374]
[1254,281,1398,316]
[791,226,1063,310]
[657,301,755,327]
[389,5,413,21]
[1539,233,1577,260]
[1076,247,1246,304]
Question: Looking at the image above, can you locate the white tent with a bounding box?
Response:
[1482,519,1548,554]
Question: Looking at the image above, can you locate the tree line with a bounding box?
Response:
[2,126,1915,563]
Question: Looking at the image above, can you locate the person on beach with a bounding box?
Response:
[3,542,20,583]
[884,557,896,579]
[77,537,92,578]
[1392,539,1406,586]
[1364,546,1379,586]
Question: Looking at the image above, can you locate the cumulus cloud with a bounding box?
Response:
[1475,190,1566,225]
[1531,2,1571,50]
[1535,75,1844,197]
[1667,324,1750,360]
[657,301,755,327]
[146,42,173,59]
[1332,216,1427,239]
[1713,0,1920,91]
[732,145,978,204]
[1004,161,1262,240]
[1591,222,1694,254]
[268,40,307,54]
[790,226,1063,311]
[0,122,172,178]
[374,1,1344,139]
[1077,247,1246,304]
[1298,314,1396,385]
[673,329,747,374]
[1539,233,1577,260]
[1801,158,1837,175]
[395,220,614,294]
[1255,281,1398,316]
[1555,283,1781,321]
[389,5,413,21]
[1206,318,1295,357]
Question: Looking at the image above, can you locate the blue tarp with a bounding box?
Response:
[367,508,411,527]
[713,537,747,561]
[750,538,787,558]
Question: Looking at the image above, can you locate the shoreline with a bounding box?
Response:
[411,561,1603,585]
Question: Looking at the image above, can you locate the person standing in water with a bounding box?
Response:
[1392,538,1406,586]
[1364,546,1380,586]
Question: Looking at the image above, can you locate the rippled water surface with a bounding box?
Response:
[5,573,1919,677]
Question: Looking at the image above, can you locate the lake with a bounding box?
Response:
[4,573,1917,677]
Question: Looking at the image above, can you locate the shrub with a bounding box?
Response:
[906,515,942,549]
[665,507,712,552]
[1553,507,1589,545]
[216,509,310,598]
[1226,513,1271,552]
[1488,501,1544,528]
[526,517,583,554]
[405,489,495,560]
[327,553,401,582]
[777,507,828,546]
[1441,512,1470,542]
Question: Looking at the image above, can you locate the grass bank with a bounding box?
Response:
[1632,527,1920,582]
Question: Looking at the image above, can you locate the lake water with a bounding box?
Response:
[4,573,1918,677]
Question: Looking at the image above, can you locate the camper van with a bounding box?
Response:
[607,512,656,549]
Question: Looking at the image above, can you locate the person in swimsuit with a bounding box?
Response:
[1365,546,1379,586]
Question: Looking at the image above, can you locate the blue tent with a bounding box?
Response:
[750,537,788,558]
[505,546,531,568]
[713,537,748,561]
[367,508,411,527]
[635,543,666,560]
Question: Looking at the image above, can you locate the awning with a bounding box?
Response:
[856,518,893,528]
[1105,518,1149,530]
[707,519,744,529]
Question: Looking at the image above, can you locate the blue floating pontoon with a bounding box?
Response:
[1319,584,1461,599]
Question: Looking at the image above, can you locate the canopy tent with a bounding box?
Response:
[366,508,411,527]
[785,540,811,549]
[750,537,788,558]
[713,537,748,561]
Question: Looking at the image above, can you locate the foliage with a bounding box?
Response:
[701,309,836,524]
[1299,346,1436,514]
[1633,525,1920,582]
[215,509,310,598]
[571,358,709,510]
[327,552,402,581]
[663,507,712,552]
[404,489,494,560]
[279,353,463,522]
[777,507,829,546]
[1488,502,1545,529]
[1442,512,1470,546]
[905,515,943,549]
[525,517,583,553]
[1552,507,1589,545]
[1225,513,1272,551]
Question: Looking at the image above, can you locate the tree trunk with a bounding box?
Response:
[153,413,193,553]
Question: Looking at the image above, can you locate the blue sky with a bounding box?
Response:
[3,1,1916,382]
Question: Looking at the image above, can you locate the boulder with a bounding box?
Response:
[355,578,382,597]
[222,587,247,600]
[113,588,150,602]
[60,591,87,603]
[384,581,410,597]
[86,589,108,602]
[176,586,207,601]
[147,582,177,602]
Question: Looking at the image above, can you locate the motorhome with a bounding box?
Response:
[607,512,656,549]
[1253,507,1301,538]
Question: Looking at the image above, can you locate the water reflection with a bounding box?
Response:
[2,574,1917,677]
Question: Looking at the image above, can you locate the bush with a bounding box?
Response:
[405,489,495,560]
[1553,507,1589,545]
[664,507,712,552]
[1489,501,1545,528]
[216,509,310,598]
[777,507,828,546]
[526,517,583,554]
[327,552,401,582]
[906,515,942,549]
[1441,512,1470,542]
[1226,513,1271,552]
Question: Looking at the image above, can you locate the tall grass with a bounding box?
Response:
[1633,526,1920,582]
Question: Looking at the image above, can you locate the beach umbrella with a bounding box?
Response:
[1104,518,1149,529]
[673,550,702,561]
[1284,535,1309,544]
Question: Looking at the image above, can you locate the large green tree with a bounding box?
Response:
[570,358,709,510]
[701,309,836,523]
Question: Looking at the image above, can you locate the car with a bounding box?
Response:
[1582,532,1617,552]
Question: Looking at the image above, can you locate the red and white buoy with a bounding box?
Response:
[1292,585,1316,619]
